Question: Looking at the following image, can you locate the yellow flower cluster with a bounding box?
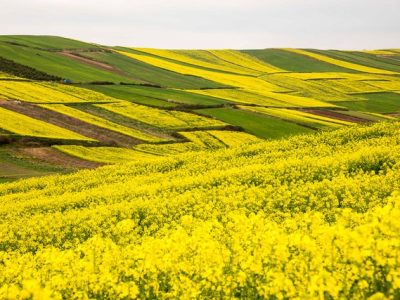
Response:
[0,121,400,298]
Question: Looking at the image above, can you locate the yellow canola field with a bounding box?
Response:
[54,145,160,164]
[239,106,353,129]
[261,74,353,102]
[119,50,339,108]
[187,89,291,106]
[40,83,117,102]
[207,50,284,73]
[134,141,202,155]
[0,82,116,103]
[134,48,262,75]
[0,81,86,103]
[96,101,227,130]
[40,104,165,143]
[206,130,261,147]
[0,121,400,298]
[365,80,400,91]
[117,50,287,93]
[133,131,261,157]
[321,79,383,94]
[362,50,397,55]
[188,88,336,108]
[179,130,260,149]
[0,106,92,140]
[284,49,397,74]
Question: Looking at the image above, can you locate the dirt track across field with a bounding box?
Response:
[20,147,102,169]
[59,51,117,71]
[58,51,147,83]
[301,109,370,124]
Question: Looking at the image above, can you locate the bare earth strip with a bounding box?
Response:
[58,51,145,82]
[19,147,103,169]
[300,109,370,123]
[0,100,144,147]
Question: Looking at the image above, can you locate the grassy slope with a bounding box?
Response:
[0,42,130,83]
[0,35,99,50]
[197,107,313,139]
[339,92,400,113]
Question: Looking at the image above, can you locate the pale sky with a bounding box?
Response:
[1,0,399,49]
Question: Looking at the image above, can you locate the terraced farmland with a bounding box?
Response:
[0,35,400,182]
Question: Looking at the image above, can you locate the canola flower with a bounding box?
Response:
[0,121,400,299]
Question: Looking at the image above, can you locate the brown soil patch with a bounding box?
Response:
[20,147,102,169]
[300,109,370,124]
[0,100,144,147]
[58,51,147,83]
[60,51,116,71]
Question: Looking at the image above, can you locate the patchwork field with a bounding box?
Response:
[1,35,400,181]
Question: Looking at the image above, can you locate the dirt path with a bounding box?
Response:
[60,51,116,71]
[0,100,144,147]
[58,51,146,83]
[20,147,102,169]
[301,109,369,124]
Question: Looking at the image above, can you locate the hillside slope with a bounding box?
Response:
[0,121,399,298]
[0,35,400,182]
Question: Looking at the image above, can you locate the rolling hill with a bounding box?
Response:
[1,35,399,182]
